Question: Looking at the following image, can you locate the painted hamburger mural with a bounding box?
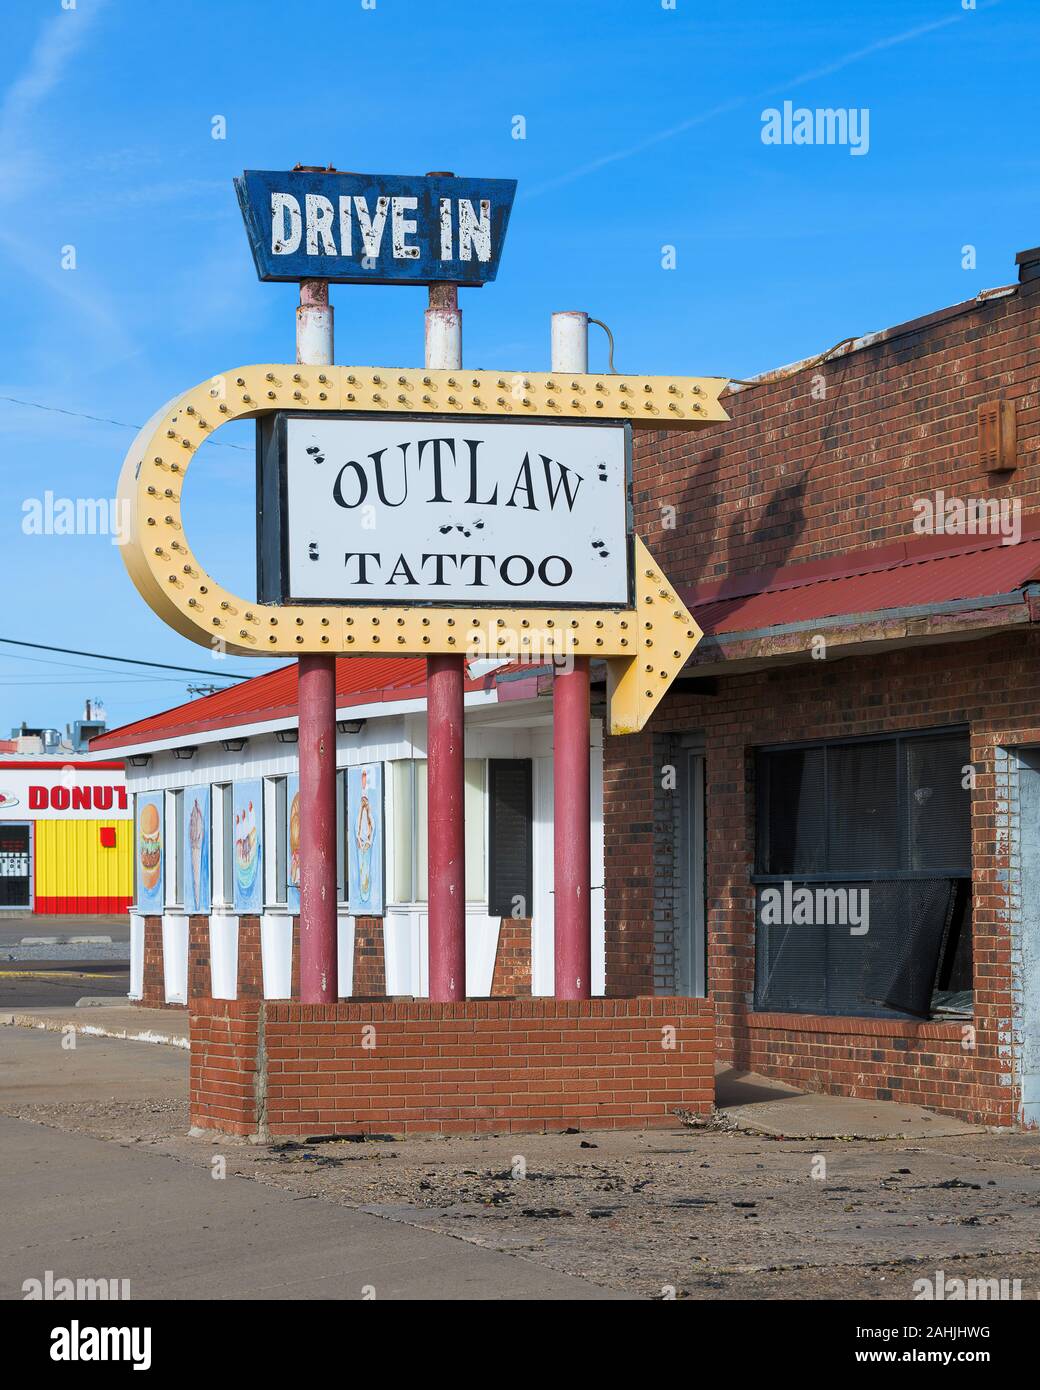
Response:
[136,793,163,909]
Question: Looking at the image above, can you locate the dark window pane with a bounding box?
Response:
[755,889,828,1012]
[907,735,971,872]
[755,877,959,1019]
[488,760,533,919]
[826,740,899,873]
[759,747,825,874]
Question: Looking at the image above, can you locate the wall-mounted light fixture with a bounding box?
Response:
[337,719,366,735]
[127,753,152,768]
[221,737,247,753]
[275,729,299,744]
[172,746,197,760]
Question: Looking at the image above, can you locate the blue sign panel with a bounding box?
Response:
[234,169,516,287]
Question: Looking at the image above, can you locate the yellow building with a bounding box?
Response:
[0,758,132,914]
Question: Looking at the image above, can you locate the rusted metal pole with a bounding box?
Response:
[297,279,338,1005]
[551,312,592,999]
[427,651,466,1000]
[424,174,467,1002]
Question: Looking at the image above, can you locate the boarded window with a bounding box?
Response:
[754,730,972,1020]
[488,760,533,919]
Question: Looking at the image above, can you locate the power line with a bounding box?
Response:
[0,395,250,450]
[0,637,251,681]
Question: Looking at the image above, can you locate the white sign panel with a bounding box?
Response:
[271,416,631,606]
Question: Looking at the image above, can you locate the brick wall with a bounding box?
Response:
[603,629,1040,1126]
[187,917,209,1002]
[490,918,532,996]
[189,1000,262,1138]
[634,262,1040,589]
[237,916,263,998]
[604,728,656,997]
[351,916,385,996]
[190,996,714,1138]
[139,916,166,1006]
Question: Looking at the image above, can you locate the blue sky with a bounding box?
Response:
[0,0,1036,735]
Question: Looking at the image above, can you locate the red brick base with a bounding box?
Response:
[739,1013,1010,1128]
[187,917,209,1002]
[139,916,166,1006]
[236,916,263,997]
[491,918,532,996]
[351,916,385,996]
[190,996,715,1138]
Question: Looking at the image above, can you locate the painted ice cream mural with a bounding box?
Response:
[347,763,384,916]
[286,773,300,914]
[182,787,210,914]
[232,779,263,913]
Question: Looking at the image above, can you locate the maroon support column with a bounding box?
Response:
[298,654,337,1003]
[553,656,592,998]
[427,653,466,1001]
[424,229,466,1004]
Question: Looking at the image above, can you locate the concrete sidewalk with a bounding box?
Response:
[714,1065,981,1139]
[0,1113,620,1300]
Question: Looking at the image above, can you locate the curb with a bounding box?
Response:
[0,1011,189,1050]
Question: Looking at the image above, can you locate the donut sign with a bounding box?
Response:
[0,771,130,819]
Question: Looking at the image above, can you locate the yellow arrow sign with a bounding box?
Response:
[117,364,726,733]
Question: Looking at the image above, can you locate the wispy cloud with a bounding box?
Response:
[524,3,1002,199]
[0,1,140,374]
[0,2,105,195]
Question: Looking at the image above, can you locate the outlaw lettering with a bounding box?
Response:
[330,436,582,590]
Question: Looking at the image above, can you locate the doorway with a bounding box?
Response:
[0,822,32,909]
[676,751,706,997]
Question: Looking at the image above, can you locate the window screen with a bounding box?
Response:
[488,760,533,918]
[907,735,971,871]
[755,729,971,1020]
[826,740,899,874]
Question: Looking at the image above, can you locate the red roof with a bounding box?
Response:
[685,527,1040,639]
[91,656,503,752]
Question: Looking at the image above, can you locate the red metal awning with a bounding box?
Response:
[682,526,1040,669]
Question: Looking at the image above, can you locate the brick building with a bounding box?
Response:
[610,239,1040,1127]
[96,238,1040,1132]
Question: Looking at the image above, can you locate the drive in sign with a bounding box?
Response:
[235,169,516,286]
[258,416,631,606]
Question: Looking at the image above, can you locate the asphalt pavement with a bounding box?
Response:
[0,914,130,1007]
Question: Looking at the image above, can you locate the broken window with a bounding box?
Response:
[753,729,972,1020]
